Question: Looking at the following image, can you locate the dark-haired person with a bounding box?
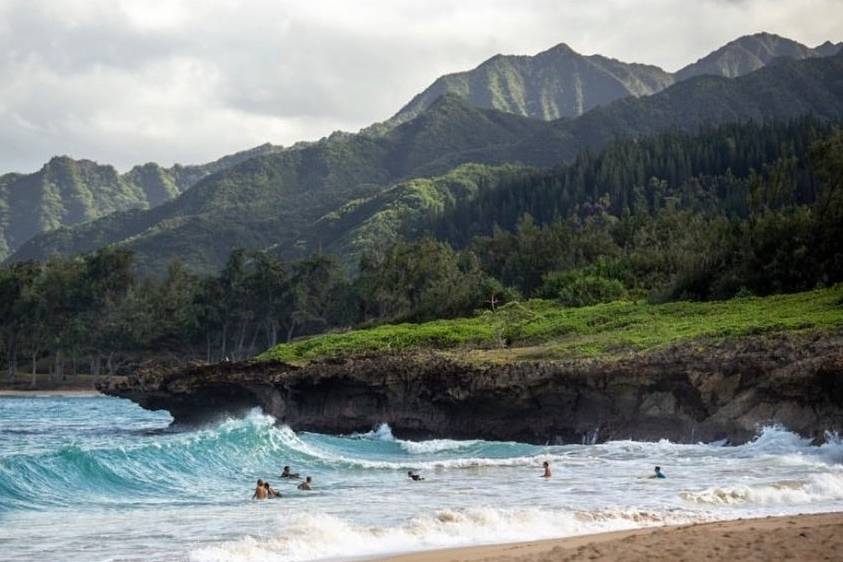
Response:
[541,461,552,478]
[281,466,300,479]
[297,476,313,491]
[407,470,424,481]
[253,479,268,500]
[651,466,666,479]
[264,481,281,498]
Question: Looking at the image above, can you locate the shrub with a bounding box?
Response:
[541,271,627,307]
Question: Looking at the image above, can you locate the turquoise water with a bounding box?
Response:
[2,395,843,561]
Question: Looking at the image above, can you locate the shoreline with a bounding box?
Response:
[376,512,843,562]
[0,373,126,395]
[0,389,102,396]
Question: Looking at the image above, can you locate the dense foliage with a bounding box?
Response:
[431,119,843,301]
[2,122,842,379]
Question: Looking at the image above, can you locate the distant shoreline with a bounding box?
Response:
[0,389,101,396]
[376,512,843,562]
[0,373,126,394]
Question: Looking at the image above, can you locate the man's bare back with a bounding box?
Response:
[253,479,268,500]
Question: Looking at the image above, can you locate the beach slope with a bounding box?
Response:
[378,512,843,562]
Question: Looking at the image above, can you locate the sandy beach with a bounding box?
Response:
[378,512,843,562]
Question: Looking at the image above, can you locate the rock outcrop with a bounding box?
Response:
[100,332,843,445]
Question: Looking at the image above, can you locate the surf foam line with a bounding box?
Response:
[681,471,843,506]
[189,506,707,562]
[314,424,843,471]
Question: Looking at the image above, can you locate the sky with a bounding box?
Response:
[1,0,842,173]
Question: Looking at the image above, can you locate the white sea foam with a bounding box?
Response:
[190,507,705,562]
[398,438,482,455]
[681,472,843,506]
[355,422,396,441]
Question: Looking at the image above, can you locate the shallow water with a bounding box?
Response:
[1,395,842,561]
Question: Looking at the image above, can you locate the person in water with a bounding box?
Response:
[281,466,300,479]
[651,466,666,479]
[263,481,281,498]
[297,476,313,491]
[407,470,424,481]
[542,461,552,478]
[253,479,268,500]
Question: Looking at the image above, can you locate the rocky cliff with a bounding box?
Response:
[100,332,843,445]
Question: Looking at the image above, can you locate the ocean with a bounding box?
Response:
[1,394,842,561]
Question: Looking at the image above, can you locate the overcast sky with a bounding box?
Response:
[1,0,842,173]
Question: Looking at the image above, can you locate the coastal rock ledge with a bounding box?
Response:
[99,333,843,445]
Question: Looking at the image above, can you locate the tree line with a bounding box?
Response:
[2,119,842,381]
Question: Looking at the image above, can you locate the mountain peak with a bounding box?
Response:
[538,42,579,56]
[384,40,672,128]
[675,32,818,80]
[814,40,843,57]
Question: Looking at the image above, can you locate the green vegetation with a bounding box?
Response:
[9,96,546,275]
[379,43,674,128]
[318,163,532,265]
[0,144,282,263]
[382,32,838,131]
[3,120,842,379]
[11,53,843,275]
[258,285,843,363]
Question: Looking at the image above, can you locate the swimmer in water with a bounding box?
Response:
[281,465,300,479]
[650,466,666,479]
[407,470,425,481]
[253,479,268,500]
[542,461,552,478]
[264,481,281,498]
[297,476,313,491]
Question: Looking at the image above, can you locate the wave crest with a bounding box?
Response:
[681,472,843,506]
[190,507,702,562]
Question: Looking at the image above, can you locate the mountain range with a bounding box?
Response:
[3,32,843,273]
[380,32,842,128]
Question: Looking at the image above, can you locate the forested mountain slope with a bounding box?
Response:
[382,42,674,128]
[676,32,841,80]
[383,33,841,130]
[10,53,843,275]
[0,144,282,261]
[8,98,548,274]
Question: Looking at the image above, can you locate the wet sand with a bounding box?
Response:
[378,512,843,562]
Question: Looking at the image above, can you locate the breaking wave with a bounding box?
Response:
[190,506,705,562]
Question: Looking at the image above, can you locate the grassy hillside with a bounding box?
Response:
[258,285,843,364]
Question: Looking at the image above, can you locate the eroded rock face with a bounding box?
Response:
[99,332,843,444]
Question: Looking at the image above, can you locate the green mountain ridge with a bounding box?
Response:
[676,32,842,80]
[3,32,837,266]
[9,52,843,275]
[8,97,549,274]
[0,143,283,261]
[379,32,841,131]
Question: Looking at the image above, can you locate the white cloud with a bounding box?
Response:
[0,0,841,172]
